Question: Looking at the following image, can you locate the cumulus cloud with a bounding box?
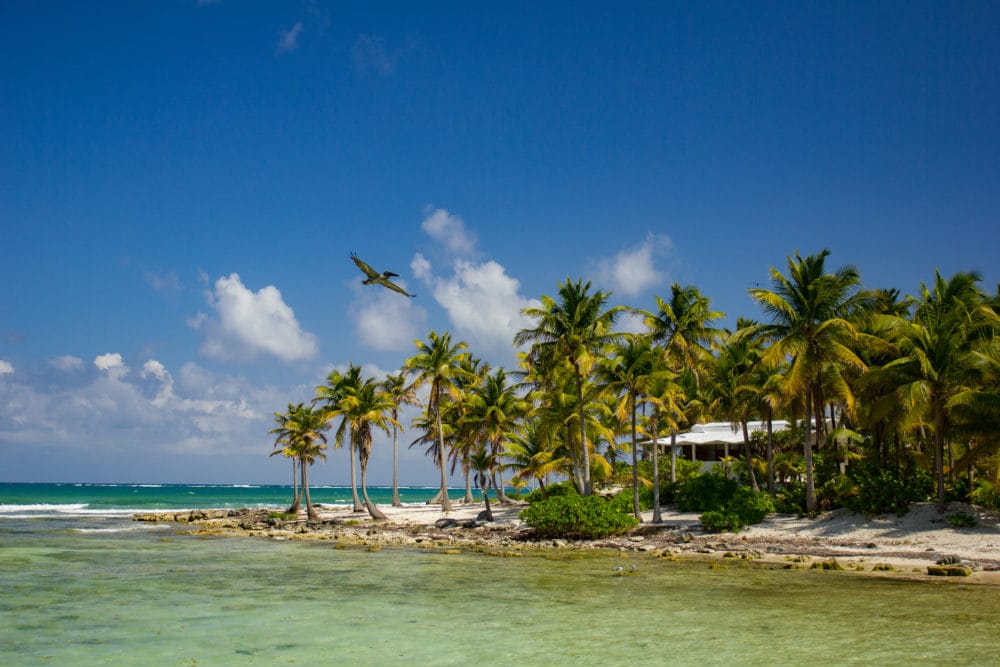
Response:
[349,280,427,352]
[0,360,13,375]
[94,353,128,380]
[277,22,304,52]
[194,273,319,363]
[50,355,84,371]
[421,208,477,256]
[594,232,673,297]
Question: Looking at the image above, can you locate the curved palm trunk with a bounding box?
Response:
[934,398,946,503]
[480,477,494,522]
[301,459,317,521]
[575,366,592,496]
[804,393,817,513]
[462,461,475,504]
[766,410,775,496]
[391,423,402,507]
[361,462,387,520]
[652,425,662,524]
[348,437,363,512]
[630,397,641,520]
[287,458,301,513]
[492,471,512,504]
[436,408,452,511]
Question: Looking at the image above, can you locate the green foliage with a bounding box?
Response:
[520,494,639,539]
[676,471,774,532]
[844,461,933,516]
[773,480,807,514]
[524,480,577,504]
[675,472,740,512]
[700,510,742,532]
[970,479,1000,511]
[946,513,977,528]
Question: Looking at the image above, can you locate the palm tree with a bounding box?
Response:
[405,330,472,512]
[345,376,398,520]
[269,402,328,520]
[640,368,683,522]
[505,417,562,497]
[515,278,624,495]
[747,249,873,512]
[464,367,527,504]
[598,337,658,519]
[269,406,301,513]
[645,283,724,389]
[381,372,418,507]
[469,445,496,521]
[867,271,998,501]
[316,365,364,512]
[708,329,762,492]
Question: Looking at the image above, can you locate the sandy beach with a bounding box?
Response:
[140,499,1000,583]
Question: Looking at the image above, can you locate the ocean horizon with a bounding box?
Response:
[0,482,483,518]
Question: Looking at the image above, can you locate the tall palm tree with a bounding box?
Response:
[464,367,527,504]
[316,365,364,512]
[405,330,472,512]
[505,417,562,497]
[645,283,724,389]
[598,337,658,519]
[515,278,624,495]
[708,329,762,492]
[345,376,398,520]
[867,271,998,501]
[747,249,873,512]
[269,402,328,520]
[469,445,497,521]
[640,368,683,522]
[381,372,418,507]
[269,407,301,513]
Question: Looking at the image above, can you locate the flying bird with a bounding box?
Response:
[351,253,416,297]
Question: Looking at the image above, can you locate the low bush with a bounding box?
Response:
[520,494,639,539]
[700,510,742,533]
[523,481,577,504]
[845,462,933,516]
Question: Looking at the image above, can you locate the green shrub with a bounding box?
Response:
[700,510,742,533]
[520,494,639,539]
[523,481,577,504]
[675,473,740,513]
[845,462,933,516]
[773,479,806,514]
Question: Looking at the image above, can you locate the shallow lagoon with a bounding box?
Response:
[2,515,997,665]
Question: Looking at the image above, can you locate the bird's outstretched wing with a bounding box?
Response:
[375,276,416,297]
[351,253,381,280]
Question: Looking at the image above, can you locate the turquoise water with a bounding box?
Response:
[2,485,998,665]
[0,482,456,515]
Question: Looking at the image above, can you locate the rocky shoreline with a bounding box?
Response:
[134,501,1000,582]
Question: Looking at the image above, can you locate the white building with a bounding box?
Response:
[646,421,791,471]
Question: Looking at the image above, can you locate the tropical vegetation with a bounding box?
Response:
[268,250,1000,534]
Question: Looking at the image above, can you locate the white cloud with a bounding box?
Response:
[417,257,540,357]
[94,353,128,380]
[0,360,13,375]
[349,282,427,352]
[411,252,432,280]
[50,355,84,371]
[277,22,304,52]
[195,273,319,363]
[594,232,673,297]
[616,310,649,335]
[421,208,477,256]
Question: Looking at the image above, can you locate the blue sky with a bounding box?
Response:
[2,1,998,484]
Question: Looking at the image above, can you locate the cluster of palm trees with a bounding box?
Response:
[271,249,1000,521]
